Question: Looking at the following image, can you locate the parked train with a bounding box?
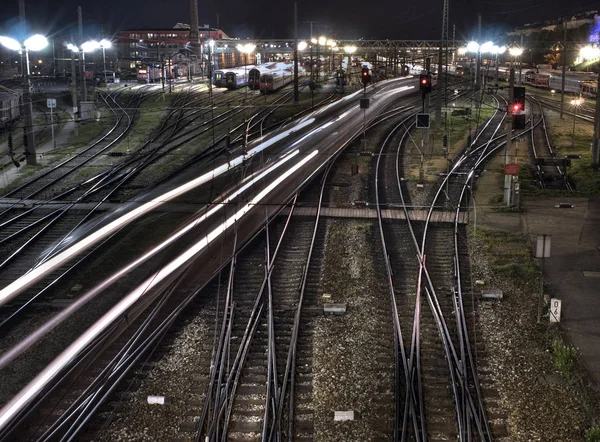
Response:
[224,66,255,90]
[0,88,21,127]
[213,62,304,92]
[248,66,274,90]
[525,68,597,96]
[137,67,161,83]
[259,70,294,94]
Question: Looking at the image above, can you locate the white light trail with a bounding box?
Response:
[0,149,319,431]
[0,120,314,306]
[0,150,301,372]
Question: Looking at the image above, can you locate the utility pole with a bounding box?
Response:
[424,57,431,183]
[78,6,87,102]
[435,0,449,131]
[560,21,567,119]
[304,21,317,83]
[475,13,481,109]
[188,0,200,77]
[293,2,299,103]
[19,0,36,165]
[592,71,600,166]
[518,35,524,86]
[504,68,515,206]
[452,24,456,65]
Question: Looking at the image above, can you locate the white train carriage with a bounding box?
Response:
[259,70,293,94]
[248,66,274,90]
[0,89,21,127]
[581,80,598,98]
[225,65,256,90]
[548,75,583,94]
[212,70,227,88]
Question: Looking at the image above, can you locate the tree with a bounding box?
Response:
[544,52,561,69]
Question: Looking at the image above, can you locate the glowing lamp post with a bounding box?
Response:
[236,43,256,92]
[570,98,584,148]
[0,34,48,165]
[99,39,112,86]
[344,45,357,79]
[79,40,102,101]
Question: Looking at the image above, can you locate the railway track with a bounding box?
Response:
[527,95,572,190]
[0,82,333,329]
[1,76,503,441]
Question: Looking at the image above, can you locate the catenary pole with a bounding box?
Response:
[560,21,567,119]
[19,0,36,165]
[293,2,299,103]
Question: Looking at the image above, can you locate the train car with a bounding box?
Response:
[335,68,347,86]
[248,65,276,90]
[582,80,598,98]
[548,75,583,94]
[455,65,468,76]
[225,65,256,90]
[259,70,293,94]
[541,69,595,94]
[0,88,21,128]
[137,67,161,83]
[496,67,510,81]
[212,70,226,88]
[533,74,550,88]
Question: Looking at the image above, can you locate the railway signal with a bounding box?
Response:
[513,113,526,130]
[513,86,526,111]
[361,66,371,87]
[419,74,432,93]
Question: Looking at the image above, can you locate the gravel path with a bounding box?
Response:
[95,299,216,441]
[469,229,595,441]
[312,219,393,441]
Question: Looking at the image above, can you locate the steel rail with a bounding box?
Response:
[374,112,419,442]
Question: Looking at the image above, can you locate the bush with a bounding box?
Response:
[552,338,576,379]
[585,425,600,442]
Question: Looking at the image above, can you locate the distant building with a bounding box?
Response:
[116,24,231,78]
[509,11,598,36]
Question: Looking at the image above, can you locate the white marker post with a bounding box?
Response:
[550,298,562,323]
[536,234,551,323]
[46,98,56,150]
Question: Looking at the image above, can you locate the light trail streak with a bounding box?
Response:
[0,150,319,431]
[0,119,314,306]
[0,150,300,371]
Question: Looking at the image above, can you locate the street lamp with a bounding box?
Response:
[79,40,102,101]
[99,39,112,86]
[236,42,256,133]
[344,45,357,77]
[314,36,327,83]
[236,43,256,89]
[0,34,48,165]
[570,97,584,148]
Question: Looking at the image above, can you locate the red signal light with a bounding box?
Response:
[512,104,521,113]
[421,78,427,84]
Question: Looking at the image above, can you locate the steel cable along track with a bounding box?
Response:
[527,95,572,190]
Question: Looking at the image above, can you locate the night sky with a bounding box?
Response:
[0,0,598,42]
